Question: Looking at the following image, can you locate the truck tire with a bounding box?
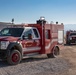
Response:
[67,41,71,45]
[66,41,68,44]
[7,50,21,65]
[47,47,59,58]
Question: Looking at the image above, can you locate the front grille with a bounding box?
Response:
[0,50,7,59]
[72,37,76,40]
[0,42,1,49]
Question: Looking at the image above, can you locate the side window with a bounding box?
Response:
[45,30,50,39]
[33,29,40,39]
[24,29,33,39]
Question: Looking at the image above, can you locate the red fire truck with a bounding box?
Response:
[66,30,76,44]
[0,17,64,65]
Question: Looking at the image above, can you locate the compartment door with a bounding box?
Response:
[58,30,64,44]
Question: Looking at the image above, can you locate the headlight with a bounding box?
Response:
[0,41,9,49]
[70,37,72,40]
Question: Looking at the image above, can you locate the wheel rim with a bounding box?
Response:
[12,53,19,63]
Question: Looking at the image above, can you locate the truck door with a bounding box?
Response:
[22,27,41,54]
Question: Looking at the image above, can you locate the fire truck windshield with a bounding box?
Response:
[0,28,24,37]
[70,33,76,36]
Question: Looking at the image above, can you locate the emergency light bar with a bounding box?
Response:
[37,16,46,25]
[40,16,45,20]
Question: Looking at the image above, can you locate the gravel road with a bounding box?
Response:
[0,45,76,75]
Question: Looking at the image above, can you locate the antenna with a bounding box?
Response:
[12,18,14,24]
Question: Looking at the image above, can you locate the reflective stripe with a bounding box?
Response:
[45,39,58,50]
[23,47,41,52]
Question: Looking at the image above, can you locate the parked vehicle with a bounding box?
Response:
[66,30,76,44]
[0,17,64,65]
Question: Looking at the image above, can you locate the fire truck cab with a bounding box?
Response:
[66,30,76,44]
[0,17,64,65]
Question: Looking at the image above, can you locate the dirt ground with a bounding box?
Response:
[60,44,76,75]
[0,44,76,75]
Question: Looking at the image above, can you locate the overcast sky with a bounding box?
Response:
[0,0,76,24]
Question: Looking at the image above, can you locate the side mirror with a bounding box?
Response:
[22,35,27,40]
[22,34,32,40]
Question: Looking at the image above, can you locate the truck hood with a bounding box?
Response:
[0,36,19,42]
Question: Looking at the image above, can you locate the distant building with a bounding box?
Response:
[0,22,12,30]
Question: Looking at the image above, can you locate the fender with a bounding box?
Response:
[6,42,23,57]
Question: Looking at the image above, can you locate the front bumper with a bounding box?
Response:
[70,39,76,43]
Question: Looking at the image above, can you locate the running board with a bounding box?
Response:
[23,53,40,59]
